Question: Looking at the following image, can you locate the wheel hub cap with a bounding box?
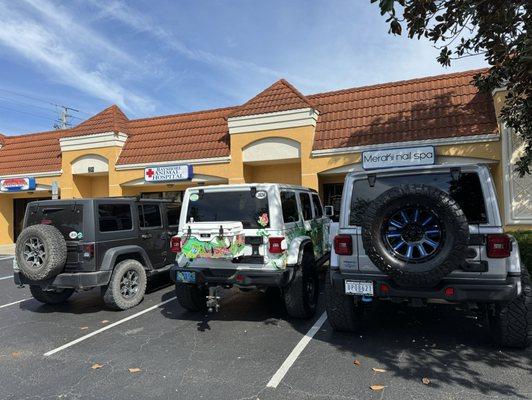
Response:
[23,237,46,269]
[382,206,443,263]
[120,270,139,299]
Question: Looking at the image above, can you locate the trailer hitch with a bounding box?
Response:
[206,286,221,313]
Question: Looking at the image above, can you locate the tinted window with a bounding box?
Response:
[27,204,84,239]
[281,191,300,223]
[349,172,487,225]
[312,194,323,218]
[166,204,180,226]
[186,190,269,229]
[99,204,132,232]
[138,204,162,228]
[299,192,313,220]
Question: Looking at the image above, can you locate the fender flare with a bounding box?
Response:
[286,236,313,266]
[100,245,153,271]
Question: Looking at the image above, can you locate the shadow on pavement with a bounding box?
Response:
[313,301,532,398]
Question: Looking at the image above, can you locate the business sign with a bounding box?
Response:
[0,177,36,192]
[362,146,435,170]
[144,165,193,182]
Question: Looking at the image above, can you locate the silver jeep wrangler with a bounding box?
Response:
[170,183,331,318]
[326,164,531,348]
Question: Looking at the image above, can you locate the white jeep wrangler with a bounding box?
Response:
[169,184,331,318]
[326,164,531,348]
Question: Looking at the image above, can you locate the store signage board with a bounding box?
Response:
[144,165,193,182]
[362,146,435,170]
[0,177,36,192]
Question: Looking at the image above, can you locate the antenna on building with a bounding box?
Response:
[53,105,79,130]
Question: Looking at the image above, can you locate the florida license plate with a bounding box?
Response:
[175,271,196,283]
[345,280,373,296]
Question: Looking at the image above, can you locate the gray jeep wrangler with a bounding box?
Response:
[14,198,180,310]
[326,164,531,348]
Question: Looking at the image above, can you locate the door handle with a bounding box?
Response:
[141,233,152,239]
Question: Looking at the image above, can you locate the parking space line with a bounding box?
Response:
[0,298,31,309]
[266,311,327,389]
[0,275,13,280]
[44,296,177,357]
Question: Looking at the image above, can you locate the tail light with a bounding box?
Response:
[170,236,182,253]
[83,243,94,259]
[486,234,511,258]
[268,237,285,254]
[334,235,352,255]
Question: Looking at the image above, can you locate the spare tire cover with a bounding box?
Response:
[16,224,67,281]
[361,184,469,287]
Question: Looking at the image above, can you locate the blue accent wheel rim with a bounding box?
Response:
[382,206,443,263]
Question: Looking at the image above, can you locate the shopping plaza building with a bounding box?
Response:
[0,68,530,244]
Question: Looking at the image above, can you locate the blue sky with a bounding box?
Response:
[0,0,487,135]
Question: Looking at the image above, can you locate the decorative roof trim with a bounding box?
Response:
[0,170,63,179]
[60,132,128,152]
[115,156,231,170]
[311,133,500,157]
[228,108,319,134]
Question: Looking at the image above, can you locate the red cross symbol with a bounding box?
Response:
[145,168,155,179]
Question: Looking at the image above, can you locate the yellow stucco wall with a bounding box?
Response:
[2,117,527,244]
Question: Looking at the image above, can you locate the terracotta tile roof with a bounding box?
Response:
[116,106,237,165]
[0,130,62,175]
[68,105,129,137]
[308,69,497,150]
[229,79,315,118]
[0,69,498,175]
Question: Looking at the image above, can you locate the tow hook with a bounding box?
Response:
[206,286,221,313]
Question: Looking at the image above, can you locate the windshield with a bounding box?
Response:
[350,172,487,225]
[186,190,269,229]
[26,204,84,239]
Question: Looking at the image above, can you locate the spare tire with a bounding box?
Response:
[16,224,67,281]
[361,184,469,287]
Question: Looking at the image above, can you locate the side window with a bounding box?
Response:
[298,192,313,221]
[166,204,181,227]
[138,204,162,228]
[311,194,323,218]
[99,204,132,232]
[280,191,300,223]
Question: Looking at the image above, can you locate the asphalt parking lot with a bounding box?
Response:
[0,257,531,400]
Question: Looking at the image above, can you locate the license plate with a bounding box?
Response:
[345,280,373,296]
[175,271,196,283]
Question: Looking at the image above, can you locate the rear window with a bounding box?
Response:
[349,172,487,225]
[99,204,132,232]
[186,190,269,229]
[26,204,84,239]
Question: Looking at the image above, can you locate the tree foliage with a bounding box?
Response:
[373,0,531,175]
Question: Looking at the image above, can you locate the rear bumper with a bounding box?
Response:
[169,264,294,288]
[14,270,112,290]
[329,269,520,303]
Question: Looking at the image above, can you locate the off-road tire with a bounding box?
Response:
[101,260,147,310]
[29,285,74,305]
[362,184,469,287]
[325,271,363,332]
[489,269,532,348]
[283,251,318,319]
[16,224,67,281]
[175,284,207,312]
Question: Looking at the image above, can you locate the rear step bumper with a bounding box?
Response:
[14,270,112,290]
[330,270,521,303]
[170,264,295,288]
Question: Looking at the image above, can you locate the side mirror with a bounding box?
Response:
[324,205,334,217]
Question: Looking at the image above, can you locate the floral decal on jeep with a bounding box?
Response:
[256,213,270,240]
[181,234,246,260]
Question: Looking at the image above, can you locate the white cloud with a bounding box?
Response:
[0,1,155,114]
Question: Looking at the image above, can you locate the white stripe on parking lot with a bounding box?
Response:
[44,296,177,357]
[0,298,31,309]
[0,275,13,281]
[266,311,327,389]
